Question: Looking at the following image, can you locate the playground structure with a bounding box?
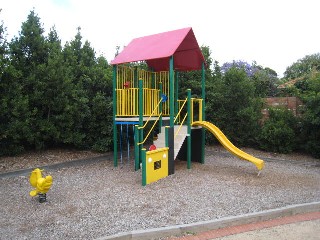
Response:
[111,27,264,185]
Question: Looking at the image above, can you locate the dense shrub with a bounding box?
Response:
[299,72,320,158]
[259,108,298,153]
[0,11,113,156]
[206,66,262,146]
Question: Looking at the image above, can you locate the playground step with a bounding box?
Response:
[153,125,188,160]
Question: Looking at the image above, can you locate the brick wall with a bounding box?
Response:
[262,97,303,121]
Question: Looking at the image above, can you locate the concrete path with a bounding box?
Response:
[98,202,320,240]
[170,211,320,240]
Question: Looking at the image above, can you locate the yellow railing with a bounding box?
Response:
[137,113,162,145]
[138,69,153,89]
[175,99,187,124]
[173,97,203,138]
[116,65,170,117]
[117,65,134,89]
[116,88,138,116]
[191,98,203,123]
[116,88,160,116]
[176,99,188,123]
[137,97,164,146]
[143,88,160,116]
[140,98,163,129]
[174,98,188,138]
[174,113,188,138]
[155,71,170,116]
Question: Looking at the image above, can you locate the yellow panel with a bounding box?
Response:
[145,147,169,184]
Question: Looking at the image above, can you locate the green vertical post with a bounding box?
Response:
[159,82,163,132]
[169,56,175,175]
[113,65,118,167]
[141,148,147,186]
[201,62,206,164]
[175,71,179,116]
[134,66,138,88]
[151,69,155,89]
[187,89,191,169]
[165,126,169,147]
[134,125,140,171]
[151,69,155,141]
[139,79,144,164]
[169,56,174,127]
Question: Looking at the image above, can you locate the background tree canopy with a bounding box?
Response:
[0,11,113,155]
[0,10,319,158]
[284,53,320,80]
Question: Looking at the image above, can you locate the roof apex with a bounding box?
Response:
[111,27,205,71]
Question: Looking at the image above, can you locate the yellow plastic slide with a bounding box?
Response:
[192,121,265,171]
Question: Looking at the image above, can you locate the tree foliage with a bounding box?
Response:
[298,71,320,157]
[0,11,113,155]
[259,108,297,153]
[284,53,320,80]
[206,66,262,146]
[221,60,279,97]
[1,10,319,158]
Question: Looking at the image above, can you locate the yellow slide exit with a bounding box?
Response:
[192,121,265,171]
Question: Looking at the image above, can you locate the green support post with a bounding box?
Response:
[159,82,163,132]
[165,126,169,147]
[141,148,147,186]
[175,71,179,116]
[169,56,174,127]
[151,69,155,89]
[134,125,140,171]
[165,126,175,175]
[113,65,118,167]
[187,89,191,169]
[168,56,175,174]
[201,62,206,164]
[134,66,138,88]
[151,69,155,141]
[139,79,144,165]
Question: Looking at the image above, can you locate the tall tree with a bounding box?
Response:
[299,71,320,157]
[252,66,279,97]
[1,10,114,155]
[0,9,7,76]
[0,13,31,154]
[38,26,73,146]
[86,56,113,151]
[284,53,320,80]
[8,10,50,149]
[206,66,262,146]
[59,28,91,147]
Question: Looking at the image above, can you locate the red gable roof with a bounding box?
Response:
[111,27,205,71]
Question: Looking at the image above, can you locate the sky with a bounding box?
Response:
[1,0,319,77]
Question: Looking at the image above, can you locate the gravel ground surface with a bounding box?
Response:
[0,147,319,239]
[0,148,104,173]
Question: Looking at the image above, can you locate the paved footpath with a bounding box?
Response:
[169,212,320,240]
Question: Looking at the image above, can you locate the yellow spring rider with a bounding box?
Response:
[29,168,53,203]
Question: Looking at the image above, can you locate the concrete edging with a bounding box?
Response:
[96,201,320,240]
